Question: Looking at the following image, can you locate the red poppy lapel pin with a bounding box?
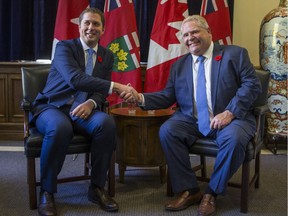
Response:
[97,56,103,63]
[215,55,222,61]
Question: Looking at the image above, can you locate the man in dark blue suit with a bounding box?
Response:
[32,8,133,216]
[122,15,262,216]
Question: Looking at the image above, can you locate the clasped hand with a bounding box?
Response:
[119,83,141,104]
[112,82,141,103]
[70,83,140,120]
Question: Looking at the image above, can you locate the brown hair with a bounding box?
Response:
[79,8,105,27]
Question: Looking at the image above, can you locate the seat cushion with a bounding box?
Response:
[189,138,255,162]
[25,127,91,158]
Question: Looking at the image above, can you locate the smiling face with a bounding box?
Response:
[181,19,212,56]
[79,12,104,48]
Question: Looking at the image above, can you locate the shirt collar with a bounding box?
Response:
[191,42,214,63]
[80,38,98,53]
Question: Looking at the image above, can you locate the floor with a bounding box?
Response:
[0,139,287,155]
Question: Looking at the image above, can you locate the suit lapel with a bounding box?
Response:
[75,38,86,72]
[211,45,224,113]
[94,46,105,77]
[183,54,193,104]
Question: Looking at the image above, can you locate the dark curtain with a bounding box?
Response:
[0,0,34,61]
[33,0,58,60]
[133,0,158,63]
[0,0,233,62]
[0,0,58,61]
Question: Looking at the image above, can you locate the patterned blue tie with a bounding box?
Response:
[85,48,95,75]
[196,56,210,135]
[70,48,95,116]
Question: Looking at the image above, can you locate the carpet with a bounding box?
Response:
[0,150,287,216]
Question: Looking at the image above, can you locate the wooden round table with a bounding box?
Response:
[110,107,175,183]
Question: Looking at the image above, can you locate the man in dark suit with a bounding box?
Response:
[122,15,262,216]
[32,8,132,216]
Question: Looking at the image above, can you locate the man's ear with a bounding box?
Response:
[207,27,212,34]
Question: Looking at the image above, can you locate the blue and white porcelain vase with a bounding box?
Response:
[259,0,288,137]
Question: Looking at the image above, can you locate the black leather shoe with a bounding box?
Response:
[38,191,57,216]
[88,186,119,212]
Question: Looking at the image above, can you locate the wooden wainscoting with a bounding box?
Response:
[0,62,50,140]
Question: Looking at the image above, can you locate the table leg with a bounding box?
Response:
[159,165,166,184]
[118,164,126,183]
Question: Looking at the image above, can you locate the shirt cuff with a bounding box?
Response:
[138,93,145,106]
[109,82,114,95]
[88,99,97,109]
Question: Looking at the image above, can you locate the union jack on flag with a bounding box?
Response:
[103,0,128,12]
[200,0,232,45]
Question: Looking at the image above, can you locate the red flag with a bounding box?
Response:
[51,0,89,59]
[144,0,189,93]
[100,0,142,106]
[200,0,232,45]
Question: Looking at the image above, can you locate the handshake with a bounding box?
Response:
[113,82,142,104]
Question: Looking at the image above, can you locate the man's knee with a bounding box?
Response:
[101,115,116,132]
[217,128,250,153]
[50,121,73,139]
[159,120,173,139]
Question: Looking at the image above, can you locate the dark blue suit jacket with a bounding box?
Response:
[142,44,262,129]
[32,38,114,121]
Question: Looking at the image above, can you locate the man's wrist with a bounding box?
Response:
[138,93,145,106]
[88,99,97,109]
[225,110,235,119]
[112,82,121,93]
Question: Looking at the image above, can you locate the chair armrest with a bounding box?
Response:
[21,99,32,111]
[252,104,269,156]
[104,100,109,108]
[253,104,269,116]
[104,100,110,114]
[21,99,32,139]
